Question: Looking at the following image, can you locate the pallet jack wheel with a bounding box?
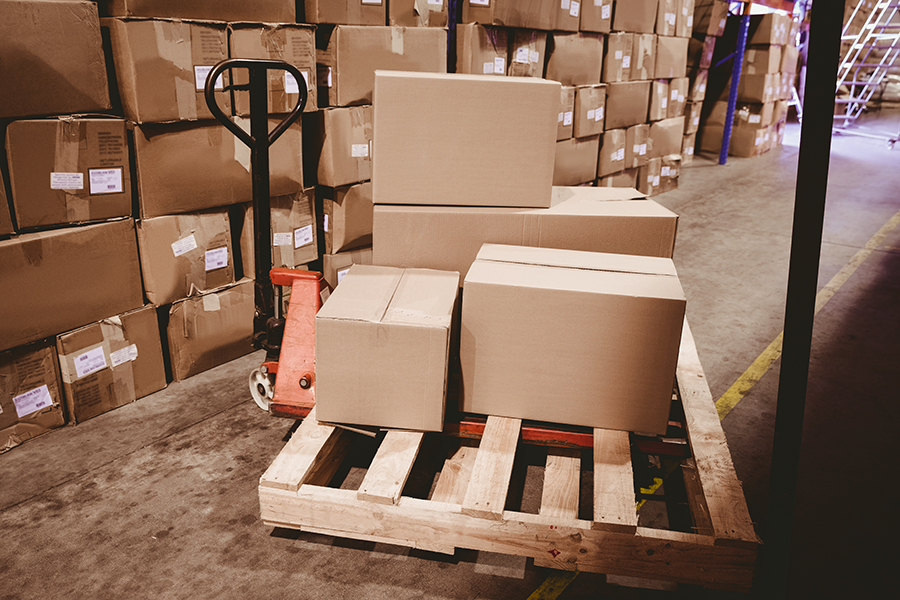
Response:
[249,368,275,411]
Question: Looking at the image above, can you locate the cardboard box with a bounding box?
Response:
[773,100,788,125]
[649,117,685,158]
[100,0,295,21]
[687,35,715,69]
[676,0,695,38]
[782,44,800,74]
[603,33,633,83]
[699,124,769,157]
[657,0,677,37]
[0,219,143,353]
[304,0,385,25]
[462,0,559,30]
[229,23,317,116]
[688,68,708,101]
[605,81,651,129]
[598,129,626,177]
[707,101,774,129]
[390,0,449,27]
[0,178,12,237]
[625,123,651,169]
[316,265,460,431]
[317,26,447,107]
[319,182,373,254]
[684,101,701,134]
[744,46,782,75]
[105,18,229,124]
[682,132,696,164]
[304,105,373,188]
[0,1,111,120]
[732,73,778,104]
[166,279,254,382]
[136,209,235,306]
[554,135,600,186]
[1,342,66,453]
[613,0,658,34]
[746,13,791,46]
[545,32,605,87]
[574,84,606,138]
[637,157,662,196]
[56,305,166,424]
[558,86,576,141]
[373,191,679,281]
[455,23,509,76]
[508,29,548,78]
[322,247,373,290]
[631,33,657,81]
[581,0,613,33]
[133,120,303,218]
[659,154,680,193]
[460,244,686,433]
[5,118,132,231]
[668,77,689,118]
[553,0,582,32]
[597,169,637,188]
[373,71,558,208]
[649,79,670,122]
[693,0,728,37]
[271,188,318,268]
[655,36,689,79]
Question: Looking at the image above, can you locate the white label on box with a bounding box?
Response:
[653,175,660,186]
[336,267,351,284]
[699,83,706,93]
[50,172,83,190]
[171,234,198,257]
[667,13,675,25]
[615,50,622,60]
[274,232,293,247]
[678,93,684,103]
[719,18,726,29]
[749,114,761,124]
[633,144,640,154]
[661,166,671,177]
[205,247,228,271]
[530,50,540,63]
[203,294,221,312]
[661,97,668,109]
[693,116,699,126]
[610,151,618,161]
[683,6,688,15]
[558,112,564,123]
[602,4,610,19]
[110,344,138,368]
[75,346,108,379]
[616,148,625,161]
[515,47,530,64]
[470,0,489,5]
[351,143,369,158]
[327,67,333,87]
[640,143,647,155]
[647,175,654,183]
[587,109,595,120]
[570,1,580,17]
[323,214,329,232]
[688,16,693,27]
[483,62,494,74]
[89,168,123,195]
[563,111,573,126]
[622,55,631,68]
[294,225,313,248]
[671,89,678,101]
[428,0,442,5]
[285,72,301,94]
[494,57,506,73]
[561,0,570,8]
[193,66,223,91]
[596,106,604,121]
[13,385,53,419]
[686,146,694,155]
[361,0,382,4]
[320,287,331,305]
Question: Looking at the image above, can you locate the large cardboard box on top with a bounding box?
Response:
[612,0,658,33]
[581,0,613,33]
[0,219,143,353]
[0,1,111,120]
[100,0,295,22]
[56,305,166,424]
[460,244,686,434]
[304,0,385,25]
[373,189,678,281]
[390,0,449,27]
[455,23,509,76]
[373,71,559,208]
[5,118,132,231]
[317,26,447,107]
[1,341,66,453]
[316,265,460,431]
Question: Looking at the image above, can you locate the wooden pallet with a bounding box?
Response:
[258,319,760,591]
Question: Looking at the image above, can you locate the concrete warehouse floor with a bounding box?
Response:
[2,109,898,600]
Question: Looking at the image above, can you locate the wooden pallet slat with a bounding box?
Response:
[431,444,477,504]
[592,428,638,534]
[540,448,581,520]
[461,416,521,520]
[358,430,424,505]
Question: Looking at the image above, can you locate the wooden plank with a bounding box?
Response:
[682,458,715,537]
[301,525,456,555]
[677,319,760,549]
[461,416,521,520]
[540,448,581,520]
[357,430,424,505]
[592,428,637,534]
[431,443,477,504]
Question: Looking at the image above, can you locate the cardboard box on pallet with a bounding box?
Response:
[676,0,695,38]
[685,101,701,134]
[682,132,696,164]
[637,157,662,196]
[0,219,143,353]
[271,188,318,268]
[581,0,613,33]
[104,18,229,124]
[5,118,132,231]
[558,86,576,141]
[613,0,658,34]
[100,0,295,22]
[545,32,605,87]
[649,116,685,158]
[319,182,373,254]
[597,169,637,188]
[657,0,678,37]
[165,278,255,382]
[316,265,460,431]
[743,46,782,76]
[554,135,600,186]
[631,33,657,82]
[462,0,560,31]
[1,342,66,453]
[373,71,559,208]
[455,24,509,76]
[598,129,626,177]
[460,244,686,434]
[56,305,166,424]
[656,36,689,79]
[508,29,548,78]
[316,26,447,107]
[0,1,111,120]
[573,84,606,138]
[390,0,449,27]
[322,246,373,290]
[304,0,385,25]
[606,81,651,130]
[303,105,372,188]
[692,0,728,37]
[625,123,650,169]
[229,23,317,116]
[668,77,689,118]
[602,33,633,84]
[649,80,669,122]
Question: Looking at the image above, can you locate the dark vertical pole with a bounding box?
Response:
[758,3,845,598]
[249,66,273,320]
[720,7,751,165]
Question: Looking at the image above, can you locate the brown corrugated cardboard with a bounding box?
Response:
[659,154,680,193]
[104,18,229,124]
[597,169,638,188]
[657,0,677,36]
[56,305,166,424]
[707,100,774,129]
[625,123,650,169]
[133,119,303,218]
[545,32,604,87]
[613,0,658,34]
[319,182,373,254]
[1,342,66,453]
[373,71,559,208]
[558,86,576,141]
[602,33,633,84]
[687,35,715,69]
[573,84,606,138]
[316,265,460,431]
[166,279,254,382]
[772,100,788,125]
[373,192,679,282]
[649,117,685,158]
[460,244,685,433]
[699,124,768,157]
[0,177,12,237]
[598,129,626,177]
[605,81,651,129]
[5,118,132,231]
[649,80,670,122]
[455,23,509,76]
[637,157,662,196]
[682,132,696,164]
[782,44,800,74]
[684,101,701,134]
[668,77,689,118]
[390,0,449,27]
[676,0,695,38]
[461,0,557,30]
[304,0,385,25]
[581,0,612,33]
[553,0,582,31]
[229,23,317,116]
[746,13,791,46]
[631,33,657,81]
[271,188,318,268]
[688,68,708,101]
[0,219,143,353]
[322,247,373,291]
[554,136,600,186]
[101,0,295,21]
[693,0,728,37]
[0,1,111,120]
[305,105,372,188]
[508,29,548,78]
[317,26,447,107]
[732,73,777,103]
[743,46,782,75]
[137,209,235,306]
[655,36,689,79]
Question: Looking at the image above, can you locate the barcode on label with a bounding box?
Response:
[294,225,313,248]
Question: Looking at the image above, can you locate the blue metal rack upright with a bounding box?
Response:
[719,5,753,164]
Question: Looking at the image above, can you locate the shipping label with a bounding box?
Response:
[13,385,54,419]
[203,294,221,312]
[205,247,228,271]
[570,2,580,18]
[602,5,611,20]
[494,57,506,73]
[89,167,124,195]
[75,346,108,379]
[110,344,138,368]
[172,234,199,257]
[337,267,351,284]
[563,111,573,126]
[351,144,369,158]
[193,66,224,91]
[50,172,84,190]
[274,232,293,247]
[515,47,530,64]
[294,225,313,248]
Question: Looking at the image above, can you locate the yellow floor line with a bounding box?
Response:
[526,571,579,600]
[716,208,900,420]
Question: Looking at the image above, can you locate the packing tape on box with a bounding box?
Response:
[53,119,91,223]
[155,21,199,122]
[262,25,286,57]
[99,317,137,404]
[391,27,405,55]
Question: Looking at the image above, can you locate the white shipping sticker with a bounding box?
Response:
[661,97,668,109]
[693,116,699,126]
[699,83,706,93]
[622,55,631,69]
[633,144,640,154]
[530,50,540,63]
[749,114,761,124]
[285,72,310,94]
[640,143,647,155]
[273,232,293,247]
[50,172,83,190]
[616,148,624,161]
[558,112,564,123]
[683,6,688,15]
[327,67,333,87]
[193,66,224,91]
[610,151,617,161]
[587,109,595,121]
[294,225,313,248]
[755,137,762,146]
[171,234,198,257]
[494,57,506,73]
[671,89,678,101]
[361,0,382,4]
[667,13,675,25]
[563,111,573,126]
[570,1,580,18]
[75,346,108,379]
[89,168,123,195]
[428,0,442,5]
[653,175,660,186]
[515,47,530,64]
[686,146,694,155]
[688,16,693,27]
[661,166,671,177]
[602,5,610,19]
[13,385,53,419]
[203,294,221,312]
[471,0,489,5]
[110,344,138,368]
[595,106,603,121]
[719,18,726,29]
[561,0,570,8]
[336,267,351,284]
[323,214,329,232]
[678,93,684,103]
[483,62,494,74]
[351,143,369,158]
[205,247,228,271]
[615,50,622,60]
